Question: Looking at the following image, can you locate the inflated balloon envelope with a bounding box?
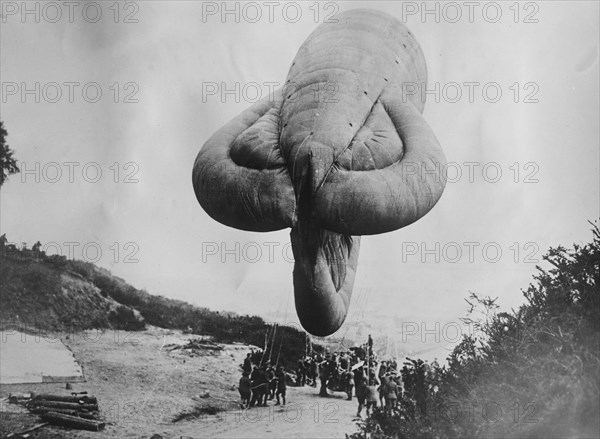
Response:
[193,9,447,336]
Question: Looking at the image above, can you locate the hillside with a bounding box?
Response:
[0,250,144,332]
[0,239,321,370]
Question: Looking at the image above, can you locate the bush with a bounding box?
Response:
[350,221,600,439]
[45,254,68,269]
[68,260,96,279]
[108,305,145,331]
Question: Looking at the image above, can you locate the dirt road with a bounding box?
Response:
[185,385,361,439]
[0,327,362,438]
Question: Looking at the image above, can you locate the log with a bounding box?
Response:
[40,411,105,431]
[30,407,97,419]
[33,394,98,404]
[29,401,98,411]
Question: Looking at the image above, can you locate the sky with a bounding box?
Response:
[1,1,598,359]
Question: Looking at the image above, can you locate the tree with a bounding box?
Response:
[0,121,20,187]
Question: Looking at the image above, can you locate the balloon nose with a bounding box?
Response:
[295,142,332,218]
[308,142,333,195]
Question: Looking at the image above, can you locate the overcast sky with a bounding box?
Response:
[1,1,598,356]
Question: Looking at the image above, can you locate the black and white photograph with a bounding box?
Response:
[1,1,598,438]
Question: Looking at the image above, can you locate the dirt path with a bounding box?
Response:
[0,328,361,438]
[178,385,361,439]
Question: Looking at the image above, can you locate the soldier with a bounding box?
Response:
[249,366,260,407]
[384,374,398,414]
[304,357,313,385]
[239,372,251,409]
[355,368,367,417]
[250,366,268,407]
[296,358,306,386]
[243,353,252,374]
[267,365,277,400]
[345,369,354,401]
[378,361,387,381]
[378,373,388,407]
[275,365,287,406]
[310,357,319,387]
[319,360,330,397]
[365,383,379,417]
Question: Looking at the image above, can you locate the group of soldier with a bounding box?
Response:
[238,353,287,409]
[354,359,403,417]
[237,335,404,417]
[305,338,403,417]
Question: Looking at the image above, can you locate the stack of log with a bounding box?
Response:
[24,393,105,431]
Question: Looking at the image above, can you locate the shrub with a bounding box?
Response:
[108,305,145,331]
[349,222,600,439]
